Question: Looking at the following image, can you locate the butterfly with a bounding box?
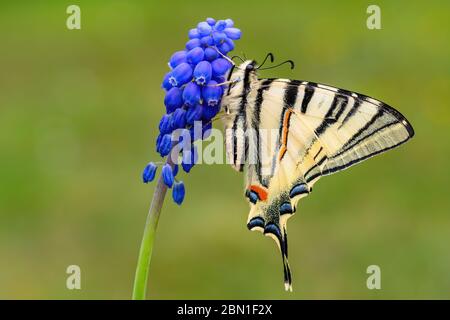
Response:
[220,54,414,291]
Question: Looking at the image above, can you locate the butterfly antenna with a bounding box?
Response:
[213,46,235,65]
[231,55,245,63]
[256,53,274,69]
[258,59,295,71]
[242,52,248,60]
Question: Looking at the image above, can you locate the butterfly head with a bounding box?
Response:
[227,60,258,84]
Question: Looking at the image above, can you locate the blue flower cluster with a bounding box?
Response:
[142,18,242,205]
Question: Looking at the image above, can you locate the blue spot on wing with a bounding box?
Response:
[245,190,259,204]
[264,223,282,241]
[247,217,265,230]
[289,183,309,198]
[279,202,293,215]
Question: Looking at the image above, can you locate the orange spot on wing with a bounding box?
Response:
[249,185,268,201]
[278,109,293,161]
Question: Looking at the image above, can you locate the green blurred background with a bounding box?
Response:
[0,0,449,299]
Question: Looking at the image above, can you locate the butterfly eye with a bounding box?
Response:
[246,64,254,71]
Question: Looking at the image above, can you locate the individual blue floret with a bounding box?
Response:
[172,181,185,205]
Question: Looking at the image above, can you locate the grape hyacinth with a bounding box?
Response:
[133,19,241,299]
[143,17,241,205]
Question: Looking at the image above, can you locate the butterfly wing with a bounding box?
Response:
[242,79,414,291]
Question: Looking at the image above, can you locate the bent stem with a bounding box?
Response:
[132,168,169,300]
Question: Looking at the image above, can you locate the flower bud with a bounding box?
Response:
[225,19,234,28]
[142,162,157,183]
[169,51,187,69]
[182,146,198,173]
[186,47,205,65]
[202,104,221,121]
[188,28,200,39]
[186,103,203,125]
[193,61,212,86]
[159,114,171,134]
[169,63,193,87]
[172,181,185,205]
[159,134,172,157]
[224,27,241,40]
[218,39,234,54]
[202,80,223,106]
[214,20,227,32]
[212,31,227,45]
[156,133,163,153]
[197,21,212,37]
[162,72,172,90]
[200,36,214,47]
[211,58,232,77]
[186,38,201,50]
[170,108,186,129]
[164,87,183,113]
[182,82,201,107]
[206,18,216,26]
[204,47,218,61]
[162,164,174,188]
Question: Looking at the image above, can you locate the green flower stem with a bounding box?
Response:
[132,159,172,300]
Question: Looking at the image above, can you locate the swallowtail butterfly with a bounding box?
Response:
[220,55,414,291]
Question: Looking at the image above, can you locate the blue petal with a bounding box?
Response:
[182,82,201,107]
[212,31,227,45]
[172,181,185,205]
[200,36,214,47]
[202,80,223,106]
[202,103,221,121]
[185,103,203,125]
[214,20,227,32]
[224,27,241,40]
[197,21,212,37]
[170,108,186,129]
[164,87,183,113]
[182,146,198,173]
[172,164,179,177]
[142,162,157,183]
[211,58,232,77]
[204,47,218,61]
[218,39,234,54]
[225,18,234,28]
[159,114,171,134]
[193,61,212,86]
[159,134,172,157]
[188,28,200,39]
[162,72,172,91]
[156,133,163,153]
[186,47,205,65]
[206,17,216,26]
[162,164,174,188]
[213,75,226,84]
[169,63,193,87]
[169,51,187,69]
[185,38,201,50]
